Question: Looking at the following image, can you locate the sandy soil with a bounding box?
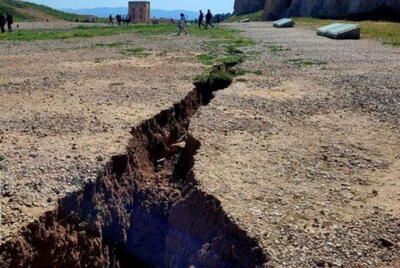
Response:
[0,30,204,240]
[192,22,400,267]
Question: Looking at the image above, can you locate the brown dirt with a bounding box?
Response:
[1,21,400,268]
[191,22,400,267]
[0,58,267,267]
[0,30,204,241]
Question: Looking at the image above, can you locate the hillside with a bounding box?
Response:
[0,0,86,21]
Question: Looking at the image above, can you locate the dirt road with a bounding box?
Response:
[191,22,400,267]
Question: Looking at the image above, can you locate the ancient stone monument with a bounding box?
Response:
[129,1,150,24]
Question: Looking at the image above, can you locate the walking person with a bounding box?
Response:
[198,10,205,28]
[177,13,187,36]
[109,14,114,25]
[116,15,122,26]
[6,13,13,32]
[205,9,214,29]
[0,13,6,33]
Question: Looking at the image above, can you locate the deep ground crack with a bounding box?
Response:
[0,63,268,268]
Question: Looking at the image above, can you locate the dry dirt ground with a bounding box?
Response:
[0,29,205,240]
[191,22,400,267]
[13,22,99,30]
[1,21,400,267]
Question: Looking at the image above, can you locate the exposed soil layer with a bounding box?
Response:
[0,65,267,268]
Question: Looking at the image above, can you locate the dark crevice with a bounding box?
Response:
[0,63,268,268]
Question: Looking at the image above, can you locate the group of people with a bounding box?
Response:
[0,13,13,33]
[177,9,214,36]
[198,9,214,29]
[109,14,131,26]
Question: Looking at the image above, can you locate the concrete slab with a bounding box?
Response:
[326,24,361,39]
[317,23,345,36]
[273,18,295,28]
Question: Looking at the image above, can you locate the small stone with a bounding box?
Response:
[379,237,394,248]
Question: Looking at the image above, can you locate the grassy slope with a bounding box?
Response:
[0,0,85,21]
[296,17,400,47]
[224,10,264,23]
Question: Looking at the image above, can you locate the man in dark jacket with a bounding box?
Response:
[205,9,214,29]
[0,13,6,33]
[6,13,13,32]
[198,10,205,28]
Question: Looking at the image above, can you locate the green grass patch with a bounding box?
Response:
[234,67,263,76]
[193,72,233,84]
[96,42,126,48]
[0,24,177,42]
[224,10,264,23]
[296,17,400,47]
[120,47,150,57]
[287,58,327,67]
[218,55,246,65]
[110,82,124,86]
[194,28,254,66]
[267,44,291,54]
[197,54,217,65]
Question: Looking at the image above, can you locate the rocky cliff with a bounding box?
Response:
[262,0,400,20]
[234,0,265,15]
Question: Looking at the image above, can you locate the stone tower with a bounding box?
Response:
[129,1,150,24]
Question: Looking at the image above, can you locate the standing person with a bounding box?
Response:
[109,14,113,25]
[177,13,187,36]
[198,10,205,28]
[6,13,13,32]
[205,9,214,29]
[116,15,122,26]
[0,13,6,33]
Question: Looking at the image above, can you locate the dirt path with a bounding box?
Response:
[190,22,400,267]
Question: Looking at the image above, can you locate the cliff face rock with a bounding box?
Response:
[234,0,265,15]
[262,0,400,20]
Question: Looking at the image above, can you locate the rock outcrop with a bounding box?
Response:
[262,0,400,20]
[234,0,265,15]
